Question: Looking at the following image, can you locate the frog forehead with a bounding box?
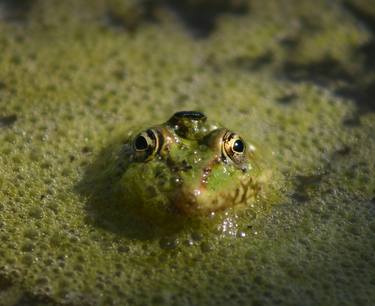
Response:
[166,137,218,169]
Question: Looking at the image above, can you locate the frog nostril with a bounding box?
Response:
[181,160,193,171]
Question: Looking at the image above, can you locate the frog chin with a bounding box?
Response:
[174,176,260,216]
[174,186,237,215]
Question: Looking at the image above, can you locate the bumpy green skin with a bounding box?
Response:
[0,1,375,306]
[119,112,259,220]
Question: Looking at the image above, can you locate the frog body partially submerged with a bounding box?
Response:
[119,111,260,218]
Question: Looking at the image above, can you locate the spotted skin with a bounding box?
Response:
[118,111,260,217]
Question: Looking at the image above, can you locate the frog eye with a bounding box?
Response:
[222,131,247,165]
[232,139,245,153]
[132,129,161,161]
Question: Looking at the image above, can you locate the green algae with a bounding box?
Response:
[0,0,375,305]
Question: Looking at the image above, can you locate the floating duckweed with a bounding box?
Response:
[200,241,213,253]
[24,229,38,239]
[236,231,247,238]
[0,0,374,305]
[191,232,203,241]
[28,207,43,219]
[159,237,180,250]
[183,239,194,247]
[117,245,130,253]
[22,254,34,265]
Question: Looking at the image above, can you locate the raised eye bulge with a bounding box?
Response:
[221,131,247,168]
[132,129,160,161]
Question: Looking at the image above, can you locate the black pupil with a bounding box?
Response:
[135,135,148,150]
[233,139,244,153]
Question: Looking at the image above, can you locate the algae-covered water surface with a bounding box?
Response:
[0,0,374,305]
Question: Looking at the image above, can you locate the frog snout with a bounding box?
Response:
[174,185,219,215]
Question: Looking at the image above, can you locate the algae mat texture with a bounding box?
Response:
[0,0,375,305]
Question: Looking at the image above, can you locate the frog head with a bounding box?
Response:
[118,111,260,219]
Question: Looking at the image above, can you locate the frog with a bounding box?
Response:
[118,111,261,220]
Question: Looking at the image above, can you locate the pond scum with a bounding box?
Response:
[0,0,374,305]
